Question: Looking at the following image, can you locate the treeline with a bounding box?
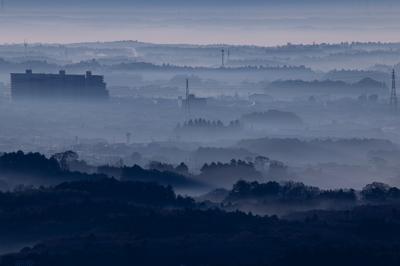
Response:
[0,151,206,189]
[202,180,400,216]
[198,160,262,187]
[0,151,292,190]
[98,164,203,188]
[226,180,357,203]
[176,119,241,131]
[175,118,243,140]
[0,57,313,74]
[0,151,107,187]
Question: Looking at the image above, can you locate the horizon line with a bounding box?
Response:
[1,40,400,48]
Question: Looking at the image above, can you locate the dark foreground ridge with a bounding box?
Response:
[0,177,400,266]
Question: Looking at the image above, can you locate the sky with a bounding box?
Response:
[4,0,400,7]
[0,0,400,45]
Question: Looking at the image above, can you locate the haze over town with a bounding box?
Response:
[0,1,400,266]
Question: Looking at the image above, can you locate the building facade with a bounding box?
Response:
[10,70,109,101]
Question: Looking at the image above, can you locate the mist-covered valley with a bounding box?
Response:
[0,41,399,192]
[1,2,400,262]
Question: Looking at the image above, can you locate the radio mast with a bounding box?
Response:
[390,69,397,111]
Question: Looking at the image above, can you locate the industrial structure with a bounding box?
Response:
[390,69,397,110]
[10,70,109,101]
[181,78,207,118]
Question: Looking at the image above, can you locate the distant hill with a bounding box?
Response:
[237,138,397,164]
[0,151,205,190]
[324,70,389,84]
[266,78,387,97]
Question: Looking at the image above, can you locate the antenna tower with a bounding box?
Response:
[126,132,132,144]
[185,78,190,119]
[391,69,398,110]
[221,49,225,67]
[23,40,28,58]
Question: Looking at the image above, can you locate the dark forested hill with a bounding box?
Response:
[1,151,400,265]
[0,151,206,190]
[1,179,400,266]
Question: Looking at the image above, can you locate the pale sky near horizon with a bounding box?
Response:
[1,2,400,45]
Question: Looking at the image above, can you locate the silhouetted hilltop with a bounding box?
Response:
[202,180,400,215]
[226,180,356,203]
[0,151,205,190]
[0,151,106,187]
[220,180,356,215]
[97,164,205,189]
